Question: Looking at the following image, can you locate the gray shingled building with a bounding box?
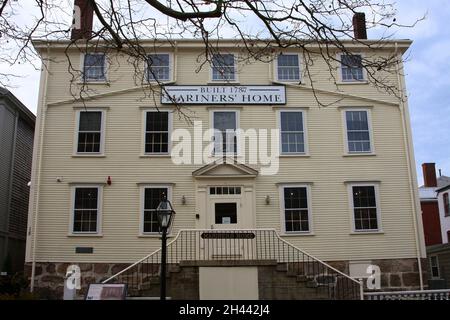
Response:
[0,87,35,275]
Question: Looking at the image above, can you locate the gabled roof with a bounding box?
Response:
[192,157,258,178]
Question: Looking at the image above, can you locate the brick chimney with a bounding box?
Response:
[353,12,367,40]
[422,163,438,187]
[71,0,94,40]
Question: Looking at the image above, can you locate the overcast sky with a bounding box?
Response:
[3,0,449,186]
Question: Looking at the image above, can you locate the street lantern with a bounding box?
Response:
[156,197,175,229]
[156,195,175,300]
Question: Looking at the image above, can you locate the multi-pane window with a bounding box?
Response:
[209,186,241,195]
[145,111,169,154]
[83,54,106,81]
[277,54,300,81]
[352,186,379,231]
[143,187,168,233]
[345,110,371,153]
[212,54,235,81]
[341,54,364,81]
[147,54,170,81]
[280,111,305,154]
[444,193,450,217]
[282,187,310,233]
[213,111,237,155]
[430,256,440,279]
[77,111,103,153]
[73,187,100,233]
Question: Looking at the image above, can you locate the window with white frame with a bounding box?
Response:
[281,186,310,233]
[351,185,379,231]
[145,111,170,154]
[345,110,372,153]
[142,187,169,233]
[213,111,237,155]
[280,111,305,154]
[147,54,170,81]
[212,54,236,81]
[77,111,103,153]
[340,54,364,82]
[430,255,440,279]
[83,53,106,81]
[72,186,101,233]
[444,192,449,217]
[277,54,300,81]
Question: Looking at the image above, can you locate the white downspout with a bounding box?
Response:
[395,42,424,290]
[30,45,50,292]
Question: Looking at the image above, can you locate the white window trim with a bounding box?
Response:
[348,183,382,233]
[74,109,106,156]
[430,255,441,279]
[279,184,313,235]
[274,53,302,83]
[277,109,309,155]
[337,52,368,84]
[140,184,173,236]
[210,109,241,157]
[145,52,173,83]
[80,52,109,83]
[210,53,239,83]
[142,109,173,156]
[69,185,103,235]
[342,108,375,155]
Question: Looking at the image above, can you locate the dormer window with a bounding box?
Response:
[83,53,106,82]
[340,54,364,82]
[212,54,236,81]
[147,54,170,81]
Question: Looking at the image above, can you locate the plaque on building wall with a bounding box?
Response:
[161,85,286,105]
[85,283,127,300]
[201,232,256,239]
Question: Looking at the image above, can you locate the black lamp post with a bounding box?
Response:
[156,196,175,300]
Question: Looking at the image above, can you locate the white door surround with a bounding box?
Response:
[193,159,257,230]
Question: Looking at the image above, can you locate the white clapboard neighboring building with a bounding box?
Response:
[25,1,426,300]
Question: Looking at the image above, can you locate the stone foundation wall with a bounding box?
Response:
[327,258,427,291]
[25,258,427,299]
[24,262,198,299]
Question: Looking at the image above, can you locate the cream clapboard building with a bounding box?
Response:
[26,12,426,300]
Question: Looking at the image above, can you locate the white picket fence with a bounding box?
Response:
[364,289,450,300]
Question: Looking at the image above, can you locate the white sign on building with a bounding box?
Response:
[161,85,286,105]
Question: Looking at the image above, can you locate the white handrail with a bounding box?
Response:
[102,231,183,283]
[103,228,361,289]
[364,289,450,295]
[273,232,361,285]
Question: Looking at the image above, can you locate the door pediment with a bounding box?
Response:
[192,158,258,179]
